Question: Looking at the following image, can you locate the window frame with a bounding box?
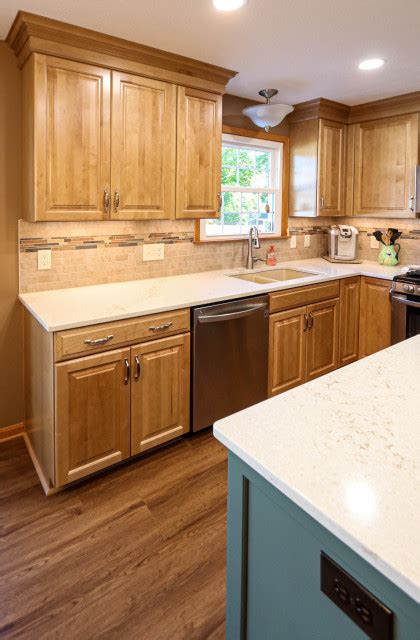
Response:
[194,126,289,243]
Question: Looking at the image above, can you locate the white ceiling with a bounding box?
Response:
[1,0,420,105]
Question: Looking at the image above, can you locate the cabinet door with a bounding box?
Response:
[339,277,360,366]
[306,299,339,381]
[176,87,222,219]
[353,114,418,217]
[131,334,190,454]
[55,349,130,486]
[33,55,111,221]
[359,277,391,358]
[268,307,307,396]
[318,119,346,216]
[111,72,176,220]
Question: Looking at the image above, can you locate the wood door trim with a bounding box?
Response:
[0,422,24,442]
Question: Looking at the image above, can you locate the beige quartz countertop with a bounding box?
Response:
[19,258,406,332]
[214,336,420,603]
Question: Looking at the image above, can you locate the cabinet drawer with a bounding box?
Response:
[54,309,190,361]
[269,281,340,313]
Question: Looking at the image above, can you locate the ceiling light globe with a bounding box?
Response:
[212,0,248,11]
[358,58,386,71]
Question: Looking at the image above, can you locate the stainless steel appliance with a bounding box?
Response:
[328,225,359,261]
[390,268,420,344]
[192,296,269,432]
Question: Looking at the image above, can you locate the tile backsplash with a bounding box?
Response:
[19,217,420,293]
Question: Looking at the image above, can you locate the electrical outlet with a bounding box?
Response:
[304,234,311,248]
[143,243,165,261]
[37,249,51,270]
[370,235,380,248]
[290,235,297,249]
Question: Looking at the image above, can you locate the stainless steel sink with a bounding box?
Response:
[230,268,317,284]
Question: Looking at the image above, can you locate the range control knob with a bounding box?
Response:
[403,284,415,293]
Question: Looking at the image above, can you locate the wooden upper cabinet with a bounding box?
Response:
[289,118,346,217]
[111,73,176,220]
[55,348,131,487]
[176,87,222,219]
[131,334,190,455]
[353,114,419,217]
[25,55,111,222]
[359,277,392,358]
[318,119,346,216]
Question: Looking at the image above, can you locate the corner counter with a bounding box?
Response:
[214,337,420,639]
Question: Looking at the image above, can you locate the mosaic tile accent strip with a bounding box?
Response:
[20,231,195,252]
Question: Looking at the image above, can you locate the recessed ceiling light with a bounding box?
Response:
[212,0,248,11]
[358,58,386,71]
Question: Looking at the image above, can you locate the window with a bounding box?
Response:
[199,133,285,241]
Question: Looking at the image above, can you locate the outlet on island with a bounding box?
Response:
[143,243,165,261]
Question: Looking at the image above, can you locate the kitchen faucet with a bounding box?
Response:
[246,226,265,269]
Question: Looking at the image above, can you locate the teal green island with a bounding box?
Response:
[214,336,420,640]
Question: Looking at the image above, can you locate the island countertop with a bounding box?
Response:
[19,258,405,332]
[214,336,420,604]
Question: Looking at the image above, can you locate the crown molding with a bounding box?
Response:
[287,98,350,124]
[6,11,237,92]
[348,91,420,123]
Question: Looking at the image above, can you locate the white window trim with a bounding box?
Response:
[199,133,283,242]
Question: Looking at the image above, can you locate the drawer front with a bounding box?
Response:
[269,281,340,313]
[55,309,190,361]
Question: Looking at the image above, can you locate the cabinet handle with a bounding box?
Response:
[409,195,415,212]
[217,192,222,213]
[320,195,325,210]
[114,189,120,213]
[308,312,314,329]
[103,188,110,214]
[124,358,130,384]
[134,355,141,380]
[303,313,309,331]
[149,322,173,332]
[84,334,114,346]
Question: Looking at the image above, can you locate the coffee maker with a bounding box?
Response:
[328,225,359,261]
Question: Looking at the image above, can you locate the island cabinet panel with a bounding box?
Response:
[131,334,190,454]
[339,277,360,366]
[318,119,346,216]
[268,307,307,396]
[26,55,111,222]
[306,298,339,381]
[227,454,419,640]
[353,114,418,217]
[110,73,176,220]
[55,349,131,487]
[359,277,392,359]
[176,87,222,219]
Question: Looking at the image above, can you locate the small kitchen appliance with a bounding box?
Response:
[328,225,359,261]
[390,268,420,344]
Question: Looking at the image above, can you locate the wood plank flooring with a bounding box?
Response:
[0,431,228,639]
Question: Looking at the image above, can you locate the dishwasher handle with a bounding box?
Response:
[197,302,267,323]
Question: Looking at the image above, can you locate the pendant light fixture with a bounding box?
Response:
[242,89,294,132]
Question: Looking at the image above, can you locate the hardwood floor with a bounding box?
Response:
[0,432,228,639]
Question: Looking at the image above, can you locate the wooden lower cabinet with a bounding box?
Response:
[131,334,190,454]
[269,298,339,396]
[339,277,360,366]
[359,277,391,358]
[55,348,131,486]
[268,307,307,395]
[306,298,339,381]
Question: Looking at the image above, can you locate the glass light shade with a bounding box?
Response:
[213,0,247,10]
[358,58,386,70]
[242,103,294,130]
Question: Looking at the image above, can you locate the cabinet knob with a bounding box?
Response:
[217,192,222,213]
[103,188,110,214]
[124,358,131,385]
[409,195,415,212]
[134,355,141,380]
[84,334,114,346]
[114,189,120,213]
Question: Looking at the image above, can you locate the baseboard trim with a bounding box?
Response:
[0,422,24,442]
[23,433,58,496]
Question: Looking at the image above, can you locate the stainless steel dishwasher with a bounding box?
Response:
[192,295,269,432]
